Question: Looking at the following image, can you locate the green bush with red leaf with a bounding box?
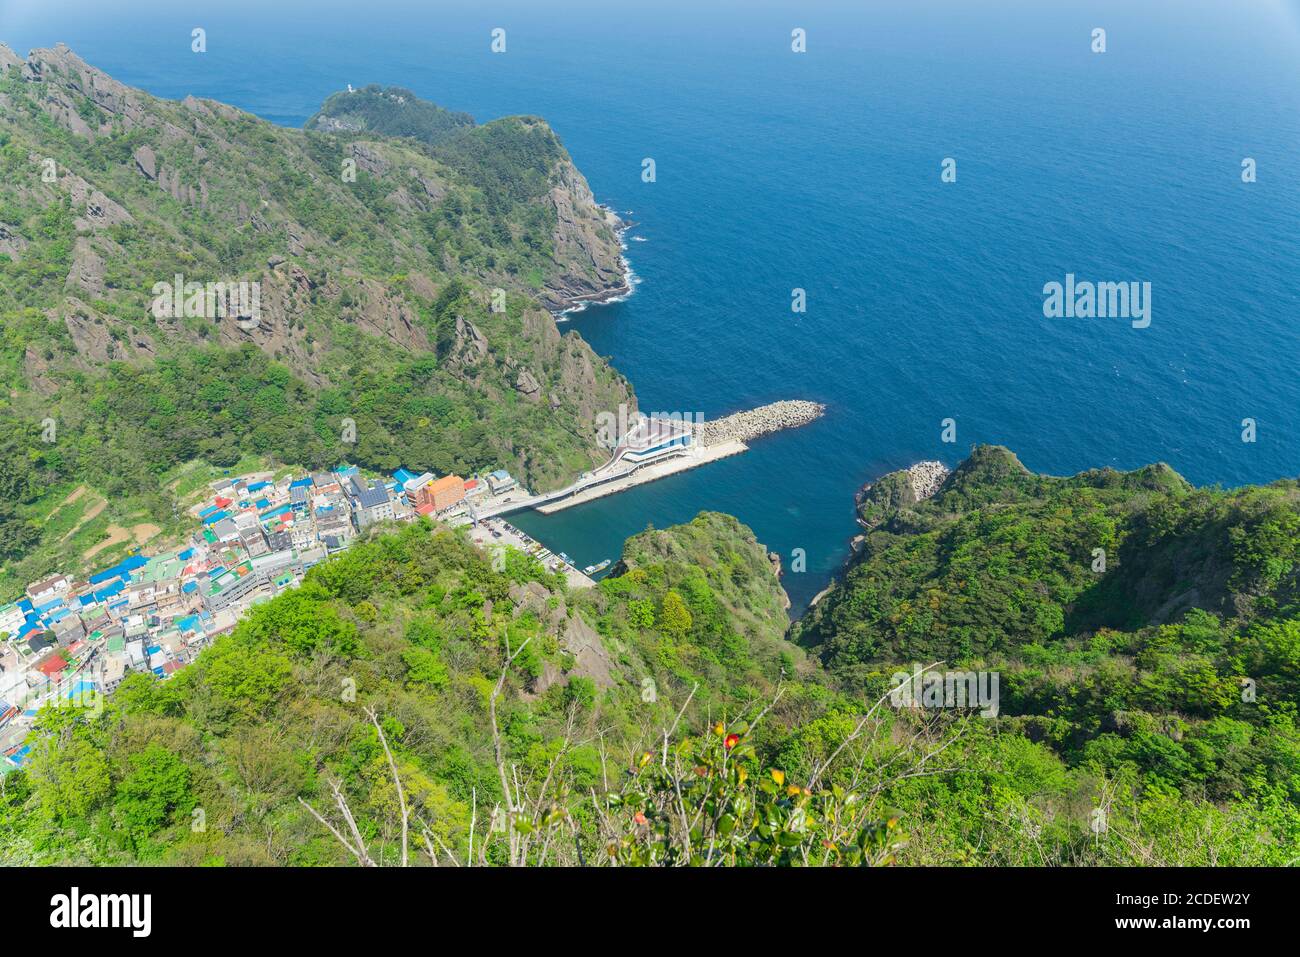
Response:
[599,720,903,867]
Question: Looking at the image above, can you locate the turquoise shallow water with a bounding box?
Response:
[7,0,1300,612]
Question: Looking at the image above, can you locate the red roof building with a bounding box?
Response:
[36,652,68,678]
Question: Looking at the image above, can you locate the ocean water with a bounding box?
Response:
[6,0,1299,612]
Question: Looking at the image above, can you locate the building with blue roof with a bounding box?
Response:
[88,555,148,584]
[93,580,125,603]
[65,680,97,700]
[487,469,518,494]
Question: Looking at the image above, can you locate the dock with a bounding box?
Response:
[468,399,825,521]
[535,439,747,513]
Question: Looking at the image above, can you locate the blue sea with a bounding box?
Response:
[6,0,1299,612]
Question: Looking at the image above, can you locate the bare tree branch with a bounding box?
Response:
[366,706,409,867]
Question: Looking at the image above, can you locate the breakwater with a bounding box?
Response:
[696,400,826,447]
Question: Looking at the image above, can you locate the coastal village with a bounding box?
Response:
[0,400,825,771]
[0,462,535,770]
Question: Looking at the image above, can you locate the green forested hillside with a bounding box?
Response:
[4,495,1297,866]
[794,446,1300,861]
[307,85,475,145]
[0,514,838,865]
[0,44,631,592]
[2,44,1296,869]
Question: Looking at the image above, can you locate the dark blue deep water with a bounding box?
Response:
[7,0,1299,611]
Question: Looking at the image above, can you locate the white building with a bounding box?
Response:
[26,574,70,604]
[486,470,517,495]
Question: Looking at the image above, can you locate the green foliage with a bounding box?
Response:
[658,590,692,641]
[0,497,1295,867]
[114,744,194,848]
[797,445,1300,833]
[307,85,474,146]
[0,47,631,591]
[239,582,360,657]
[26,734,112,826]
[605,724,904,866]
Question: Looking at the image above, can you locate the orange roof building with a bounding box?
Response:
[425,475,466,511]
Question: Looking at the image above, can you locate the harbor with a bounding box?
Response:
[535,439,747,513]
[0,398,825,764]
[465,516,599,588]
[475,400,826,519]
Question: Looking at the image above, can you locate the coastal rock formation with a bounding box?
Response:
[510,582,615,696]
[349,142,389,176]
[0,222,29,260]
[514,366,542,401]
[304,84,628,314]
[542,159,629,312]
[64,238,106,297]
[64,173,133,231]
[768,551,792,610]
[905,460,950,500]
[132,144,157,180]
[696,400,827,447]
[0,42,21,74]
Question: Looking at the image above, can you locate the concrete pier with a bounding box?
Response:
[535,439,747,513]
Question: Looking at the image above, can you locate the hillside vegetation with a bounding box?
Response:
[0,45,631,592]
[4,488,1297,865]
[794,445,1300,861]
[307,85,475,146]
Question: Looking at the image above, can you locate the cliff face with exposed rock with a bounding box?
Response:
[0,41,636,586]
[542,158,628,311]
[0,43,631,451]
[307,84,628,313]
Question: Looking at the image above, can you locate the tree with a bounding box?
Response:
[659,590,692,641]
[114,744,194,846]
[28,735,112,825]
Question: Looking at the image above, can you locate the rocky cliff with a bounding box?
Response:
[0,42,636,587]
[307,83,628,312]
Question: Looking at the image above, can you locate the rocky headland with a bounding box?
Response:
[854,460,952,532]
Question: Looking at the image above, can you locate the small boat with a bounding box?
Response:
[583,559,611,575]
